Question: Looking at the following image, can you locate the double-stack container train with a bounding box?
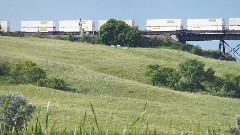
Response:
[1,18,240,35]
[59,20,95,33]
[21,21,56,33]
[146,19,184,31]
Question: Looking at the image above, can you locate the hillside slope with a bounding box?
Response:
[0,36,240,133]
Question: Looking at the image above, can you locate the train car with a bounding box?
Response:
[0,21,10,32]
[59,20,95,33]
[98,19,135,30]
[146,19,183,31]
[187,18,225,31]
[229,18,240,30]
[21,21,56,32]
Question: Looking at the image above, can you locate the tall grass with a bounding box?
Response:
[0,102,238,135]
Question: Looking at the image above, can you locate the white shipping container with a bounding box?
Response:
[81,20,95,31]
[187,19,224,26]
[187,26,225,31]
[98,20,107,30]
[21,27,55,32]
[60,20,95,32]
[122,20,135,27]
[147,19,183,27]
[229,26,240,30]
[59,20,81,28]
[21,21,56,28]
[229,18,240,26]
[59,27,81,32]
[147,26,183,31]
[98,19,135,30]
[0,21,10,32]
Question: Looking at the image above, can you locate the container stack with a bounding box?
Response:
[98,20,135,31]
[80,20,95,32]
[0,21,10,32]
[146,19,183,31]
[21,21,56,32]
[229,18,240,30]
[59,20,95,32]
[187,18,225,31]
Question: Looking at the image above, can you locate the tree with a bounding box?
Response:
[145,64,175,86]
[99,19,142,47]
[177,59,206,92]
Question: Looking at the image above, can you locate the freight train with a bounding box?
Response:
[0,18,240,35]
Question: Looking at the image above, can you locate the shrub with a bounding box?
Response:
[0,92,35,131]
[0,62,10,76]
[9,61,46,84]
[65,33,75,42]
[145,64,175,86]
[37,78,68,91]
[80,34,91,43]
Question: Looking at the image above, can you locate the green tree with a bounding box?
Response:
[221,74,240,97]
[145,64,175,86]
[177,59,206,92]
[99,19,142,47]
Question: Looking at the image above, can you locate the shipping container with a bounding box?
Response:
[21,27,55,32]
[98,19,135,30]
[187,19,225,30]
[146,19,183,31]
[0,21,10,32]
[229,18,240,30]
[98,20,108,30]
[121,20,135,27]
[59,20,81,28]
[59,20,95,32]
[21,21,55,28]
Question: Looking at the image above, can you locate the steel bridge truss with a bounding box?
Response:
[219,40,240,61]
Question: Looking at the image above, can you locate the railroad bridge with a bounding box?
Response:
[143,30,240,61]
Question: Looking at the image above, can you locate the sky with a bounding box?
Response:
[1,0,240,52]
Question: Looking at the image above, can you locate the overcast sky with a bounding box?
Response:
[1,0,240,50]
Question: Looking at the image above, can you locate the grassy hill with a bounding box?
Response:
[0,36,240,134]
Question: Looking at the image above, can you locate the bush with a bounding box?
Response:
[37,78,69,91]
[65,33,75,42]
[80,34,91,43]
[0,62,10,76]
[145,64,175,86]
[0,92,35,131]
[9,61,46,84]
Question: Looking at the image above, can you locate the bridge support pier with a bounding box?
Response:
[219,40,240,61]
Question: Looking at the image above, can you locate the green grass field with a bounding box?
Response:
[0,36,240,134]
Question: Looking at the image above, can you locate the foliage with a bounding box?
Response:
[9,61,46,84]
[37,78,70,91]
[177,59,207,92]
[99,19,142,47]
[79,34,91,43]
[0,61,10,76]
[65,33,75,42]
[146,59,240,98]
[0,60,74,92]
[0,92,35,131]
[221,74,240,98]
[145,64,174,86]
